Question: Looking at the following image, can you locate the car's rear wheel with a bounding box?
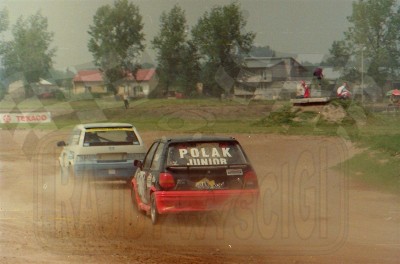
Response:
[150,193,161,225]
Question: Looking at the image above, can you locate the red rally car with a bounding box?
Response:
[130,136,259,224]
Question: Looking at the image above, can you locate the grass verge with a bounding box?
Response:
[342,150,400,194]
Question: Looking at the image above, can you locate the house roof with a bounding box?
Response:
[295,54,325,65]
[244,57,301,68]
[73,69,156,83]
[126,69,156,81]
[73,70,103,82]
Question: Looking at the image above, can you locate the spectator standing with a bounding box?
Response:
[336,82,351,99]
[303,82,311,98]
[123,93,129,109]
[296,81,310,98]
[296,81,305,98]
[313,67,324,88]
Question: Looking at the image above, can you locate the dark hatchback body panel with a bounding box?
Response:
[131,136,259,223]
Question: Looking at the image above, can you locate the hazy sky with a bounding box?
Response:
[1,0,354,69]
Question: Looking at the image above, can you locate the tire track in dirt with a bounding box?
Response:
[0,130,399,263]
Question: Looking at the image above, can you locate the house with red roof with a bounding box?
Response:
[72,70,106,94]
[72,68,157,98]
[118,68,157,98]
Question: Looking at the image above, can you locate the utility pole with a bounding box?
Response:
[361,46,366,104]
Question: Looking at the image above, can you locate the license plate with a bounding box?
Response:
[98,153,126,161]
[108,169,116,175]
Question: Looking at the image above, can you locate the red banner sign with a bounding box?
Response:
[0,112,51,123]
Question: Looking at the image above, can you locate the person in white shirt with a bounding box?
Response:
[337,82,351,99]
[296,81,305,98]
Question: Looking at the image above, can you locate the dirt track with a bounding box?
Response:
[0,129,399,263]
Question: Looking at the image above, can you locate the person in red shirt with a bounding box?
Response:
[296,80,310,98]
[302,81,311,98]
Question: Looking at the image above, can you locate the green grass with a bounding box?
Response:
[359,134,400,156]
[342,151,400,194]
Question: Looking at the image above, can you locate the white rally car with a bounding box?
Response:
[57,123,146,183]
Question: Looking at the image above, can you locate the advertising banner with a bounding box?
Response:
[0,112,52,123]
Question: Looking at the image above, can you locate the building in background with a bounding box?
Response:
[118,69,157,98]
[72,69,157,98]
[72,70,107,94]
[235,57,309,100]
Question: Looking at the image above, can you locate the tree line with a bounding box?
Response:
[326,0,400,97]
[88,1,257,97]
[0,0,399,100]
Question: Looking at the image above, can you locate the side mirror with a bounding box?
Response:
[133,160,142,168]
[57,141,66,147]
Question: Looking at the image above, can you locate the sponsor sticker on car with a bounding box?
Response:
[226,168,243,176]
[178,146,233,165]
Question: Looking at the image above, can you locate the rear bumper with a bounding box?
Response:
[74,162,136,180]
[154,189,259,214]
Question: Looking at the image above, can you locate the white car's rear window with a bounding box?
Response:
[83,127,140,146]
[166,142,247,166]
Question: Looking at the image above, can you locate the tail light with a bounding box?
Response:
[244,170,258,188]
[159,172,175,190]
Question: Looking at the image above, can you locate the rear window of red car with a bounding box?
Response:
[166,141,247,166]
